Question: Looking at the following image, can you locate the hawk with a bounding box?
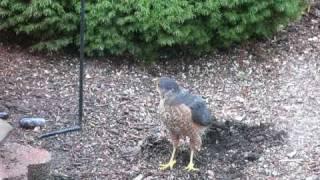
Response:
[154,77,214,171]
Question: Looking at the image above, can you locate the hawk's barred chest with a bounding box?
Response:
[159,97,196,136]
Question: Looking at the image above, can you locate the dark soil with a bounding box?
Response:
[1,6,320,180]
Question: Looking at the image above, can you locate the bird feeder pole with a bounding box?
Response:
[40,0,86,138]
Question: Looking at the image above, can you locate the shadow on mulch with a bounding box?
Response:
[140,120,287,179]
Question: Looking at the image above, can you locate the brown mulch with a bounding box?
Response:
[1,7,320,180]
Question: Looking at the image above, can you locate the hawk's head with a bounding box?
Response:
[155,77,180,98]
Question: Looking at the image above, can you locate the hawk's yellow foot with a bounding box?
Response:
[184,150,199,172]
[159,159,176,170]
[185,162,199,172]
[160,147,176,170]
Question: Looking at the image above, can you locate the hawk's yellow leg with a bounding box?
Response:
[185,150,199,172]
[160,147,176,170]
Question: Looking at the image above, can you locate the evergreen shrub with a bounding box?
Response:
[0,0,306,60]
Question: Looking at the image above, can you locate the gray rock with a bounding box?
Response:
[287,150,297,158]
[258,156,265,162]
[0,112,9,119]
[272,170,279,176]
[133,174,144,180]
[207,170,215,178]
[19,118,46,129]
[0,120,13,143]
[234,114,246,121]
[306,175,320,180]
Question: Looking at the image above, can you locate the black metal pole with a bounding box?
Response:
[39,0,85,139]
[78,0,85,129]
[39,126,81,138]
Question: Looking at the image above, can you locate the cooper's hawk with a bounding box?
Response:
[155,77,214,171]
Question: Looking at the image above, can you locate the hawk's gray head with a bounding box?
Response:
[156,77,180,97]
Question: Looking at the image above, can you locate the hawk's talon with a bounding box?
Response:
[159,159,176,170]
[184,162,199,172]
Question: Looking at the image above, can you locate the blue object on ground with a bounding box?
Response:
[19,118,46,129]
[0,112,9,119]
